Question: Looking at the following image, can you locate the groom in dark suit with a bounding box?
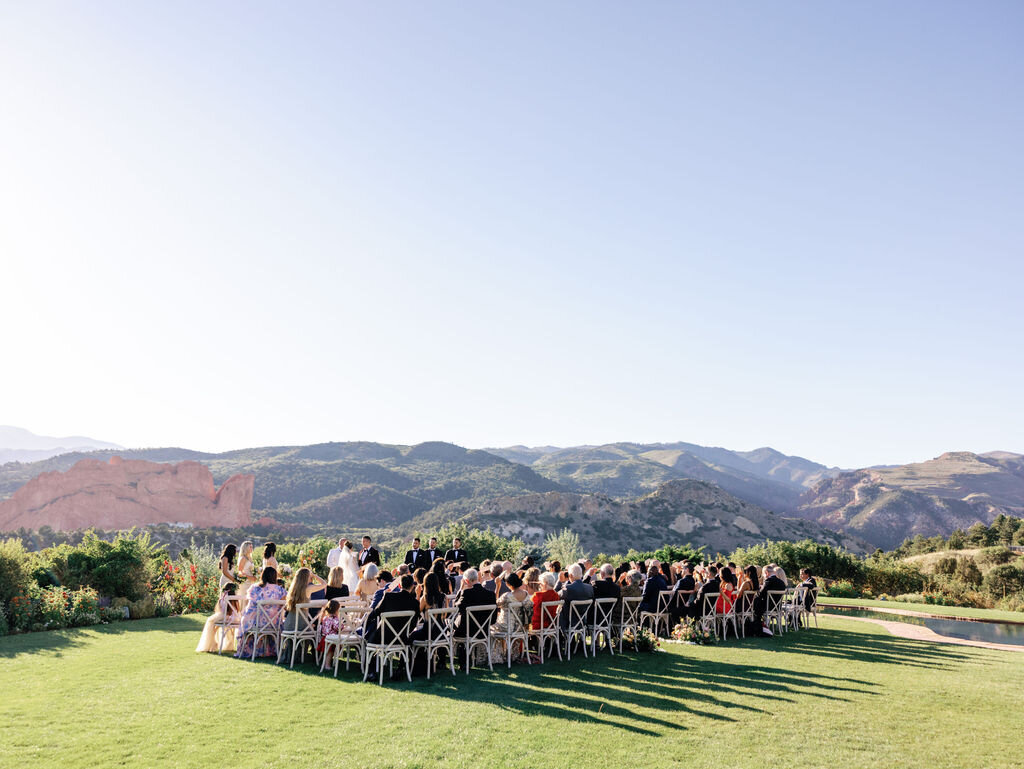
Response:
[358,536,381,568]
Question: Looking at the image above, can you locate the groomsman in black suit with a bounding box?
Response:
[358,536,381,568]
[404,538,430,570]
[425,537,444,565]
[445,537,467,564]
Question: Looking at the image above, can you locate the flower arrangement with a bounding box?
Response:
[297,547,317,571]
[669,619,716,645]
[622,626,660,652]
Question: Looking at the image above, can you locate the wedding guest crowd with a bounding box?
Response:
[203,534,816,666]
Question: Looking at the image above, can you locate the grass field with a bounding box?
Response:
[2,615,1022,769]
[821,596,1024,622]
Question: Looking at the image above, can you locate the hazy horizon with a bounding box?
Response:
[3,3,1022,470]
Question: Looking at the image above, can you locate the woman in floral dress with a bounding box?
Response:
[234,567,286,658]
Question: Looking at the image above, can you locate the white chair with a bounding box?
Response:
[214,595,243,654]
[320,606,368,676]
[806,587,820,628]
[413,607,457,678]
[528,600,562,663]
[695,592,719,639]
[783,587,805,631]
[640,591,674,637]
[590,597,618,655]
[240,598,285,661]
[616,596,642,653]
[561,599,593,661]
[713,593,739,640]
[734,592,757,638]
[454,604,497,674]
[765,590,787,635]
[279,600,326,668]
[362,610,417,685]
[491,601,532,668]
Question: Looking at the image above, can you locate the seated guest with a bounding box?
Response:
[592,563,621,620]
[799,568,817,610]
[531,572,561,630]
[774,564,790,587]
[754,566,788,634]
[430,558,452,594]
[482,563,506,595]
[234,567,286,658]
[325,567,350,600]
[716,570,737,614]
[453,568,497,634]
[317,599,342,668]
[639,564,668,614]
[618,569,642,622]
[523,566,541,595]
[421,566,449,612]
[692,565,721,618]
[283,567,328,630]
[356,563,380,602]
[358,570,395,639]
[672,563,696,622]
[364,575,420,645]
[558,563,595,631]
[520,555,535,571]
[196,582,238,653]
[494,573,531,634]
[736,565,758,597]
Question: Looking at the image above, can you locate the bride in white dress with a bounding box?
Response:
[338,541,360,596]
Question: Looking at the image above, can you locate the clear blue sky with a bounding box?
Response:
[1,2,1021,469]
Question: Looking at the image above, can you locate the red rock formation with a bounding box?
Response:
[0,456,254,531]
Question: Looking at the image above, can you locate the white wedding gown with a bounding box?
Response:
[339,548,360,595]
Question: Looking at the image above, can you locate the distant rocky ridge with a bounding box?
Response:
[1,436,1021,553]
[794,451,1024,549]
[0,456,254,532]
[411,478,871,556]
[485,441,842,512]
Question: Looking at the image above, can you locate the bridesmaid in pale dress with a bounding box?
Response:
[262,542,280,574]
[196,583,238,653]
[218,544,237,588]
[237,541,256,587]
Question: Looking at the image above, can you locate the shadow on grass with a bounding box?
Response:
[229,626,967,735]
[0,615,203,659]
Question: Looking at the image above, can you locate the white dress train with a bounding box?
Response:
[339,547,360,596]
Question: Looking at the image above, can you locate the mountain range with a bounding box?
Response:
[0,428,1020,553]
[0,426,122,464]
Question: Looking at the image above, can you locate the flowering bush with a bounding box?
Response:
[39,586,73,628]
[670,620,716,645]
[155,560,219,615]
[70,587,100,626]
[9,594,34,632]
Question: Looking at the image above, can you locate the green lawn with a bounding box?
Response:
[821,596,1024,622]
[1,615,1022,769]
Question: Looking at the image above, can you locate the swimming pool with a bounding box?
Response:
[821,605,1024,646]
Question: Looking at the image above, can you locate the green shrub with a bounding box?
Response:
[0,602,7,635]
[0,539,36,605]
[954,557,983,586]
[544,528,584,565]
[982,564,1024,597]
[894,593,926,603]
[862,561,925,595]
[100,606,127,623]
[70,587,100,626]
[729,540,862,582]
[976,546,1015,568]
[128,595,156,620]
[825,580,859,598]
[934,556,957,576]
